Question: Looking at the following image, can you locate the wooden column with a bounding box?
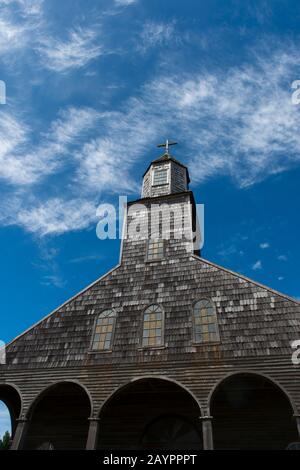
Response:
[200,416,214,450]
[86,418,100,450]
[10,419,28,450]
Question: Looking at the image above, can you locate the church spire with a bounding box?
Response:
[141,141,190,198]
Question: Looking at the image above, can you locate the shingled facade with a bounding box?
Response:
[1,152,300,450]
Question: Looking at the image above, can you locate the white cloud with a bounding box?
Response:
[0,107,100,185]
[75,98,166,194]
[40,274,66,288]
[0,0,43,13]
[0,0,43,55]
[134,48,300,187]
[278,254,288,261]
[0,17,26,53]
[252,260,262,270]
[69,254,104,263]
[76,135,142,194]
[278,276,284,281]
[37,27,103,72]
[16,198,98,236]
[260,242,270,249]
[45,106,100,147]
[218,244,240,258]
[138,21,176,53]
[0,2,102,73]
[114,0,137,6]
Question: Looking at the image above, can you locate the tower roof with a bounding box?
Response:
[143,152,191,184]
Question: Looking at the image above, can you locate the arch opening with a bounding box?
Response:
[0,401,11,450]
[24,382,91,450]
[210,373,299,450]
[0,384,22,448]
[98,378,202,450]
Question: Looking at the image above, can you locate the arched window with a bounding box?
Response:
[91,309,116,351]
[142,305,164,347]
[193,299,219,343]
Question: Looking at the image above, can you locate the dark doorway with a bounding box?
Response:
[211,373,298,450]
[98,378,202,449]
[23,382,91,450]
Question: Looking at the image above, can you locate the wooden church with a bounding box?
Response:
[0,145,300,450]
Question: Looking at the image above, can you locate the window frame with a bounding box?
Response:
[90,308,117,353]
[151,166,169,187]
[140,304,165,349]
[192,298,220,345]
[145,238,165,262]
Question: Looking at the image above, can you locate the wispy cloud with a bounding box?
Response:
[31,243,66,288]
[252,260,262,270]
[40,274,66,288]
[130,45,300,189]
[37,27,103,73]
[76,136,142,195]
[0,0,43,55]
[0,2,103,73]
[114,0,138,6]
[260,242,270,249]
[141,48,300,187]
[0,106,100,186]
[69,254,104,263]
[74,99,166,194]
[137,21,176,53]
[16,197,98,236]
[0,106,103,236]
[217,244,244,259]
[278,254,288,261]
[0,17,26,53]
[1,0,43,15]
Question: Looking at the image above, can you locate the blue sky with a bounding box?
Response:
[0,0,300,435]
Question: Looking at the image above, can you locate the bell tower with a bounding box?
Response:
[120,140,200,264]
[141,140,190,198]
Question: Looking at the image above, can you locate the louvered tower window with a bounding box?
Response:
[193,299,220,343]
[142,304,164,347]
[92,309,116,351]
[152,167,168,186]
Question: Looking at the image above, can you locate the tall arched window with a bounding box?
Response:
[91,309,116,351]
[142,305,164,347]
[193,299,219,343]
